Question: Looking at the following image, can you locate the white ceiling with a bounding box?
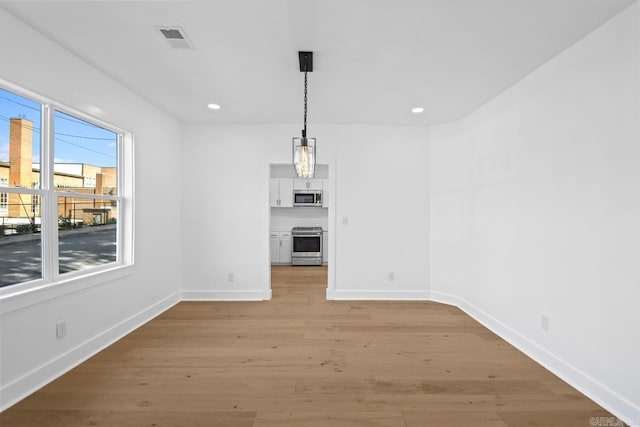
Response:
[0,0,634,126]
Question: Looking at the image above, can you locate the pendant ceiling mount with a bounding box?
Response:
[292,51,316,179]
[299,51,313,72]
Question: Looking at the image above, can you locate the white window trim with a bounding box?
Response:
[0,79,134,301]
[0,177,8,215]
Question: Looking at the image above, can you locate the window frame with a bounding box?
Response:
[0,79,134,297]
[0,177,7,215]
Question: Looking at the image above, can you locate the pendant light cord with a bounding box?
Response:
[303,70,308,138]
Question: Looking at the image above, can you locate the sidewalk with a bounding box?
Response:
[0,224,116,247]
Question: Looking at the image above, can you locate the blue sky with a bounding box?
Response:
[0,88,117,167]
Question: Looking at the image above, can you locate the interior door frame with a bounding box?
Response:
[265,158,336,299]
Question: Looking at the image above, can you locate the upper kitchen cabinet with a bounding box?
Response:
[293,179,323,191]
[322,179,329,208]
[270,178,293,207]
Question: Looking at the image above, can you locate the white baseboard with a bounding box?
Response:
[0,291,180,412]
[428,289,461,307]
[327,289,431,300]
[430,290,640,427]
[181,289,272,301]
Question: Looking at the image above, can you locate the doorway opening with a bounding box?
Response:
[267,162,334,300]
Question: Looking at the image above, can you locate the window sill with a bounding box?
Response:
[0,264,134,315]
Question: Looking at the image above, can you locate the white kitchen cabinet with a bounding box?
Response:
[293,178,323,191]
[270,178,293,207]
[322,231,328,264]
[270,232,280,264]
[322,179,329,208]
[269,180,279,207]
[270,231,292,264]
[279,231,292,264]
[280,180,293,207]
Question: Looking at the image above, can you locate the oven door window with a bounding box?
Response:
[295,194,315,204]
[293,236,321,253]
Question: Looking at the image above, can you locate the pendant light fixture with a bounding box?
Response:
[293,51,315,179]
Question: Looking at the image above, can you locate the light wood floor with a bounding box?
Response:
[1,266,617,426]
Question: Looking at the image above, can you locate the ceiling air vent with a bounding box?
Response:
[156,26,195,49]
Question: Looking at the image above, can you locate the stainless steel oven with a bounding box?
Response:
[291,227,323,266]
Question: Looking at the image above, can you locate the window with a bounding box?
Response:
[53,111,119,275]
[31,194,40,216]
[0,177,7,215]
[0,83,132,289]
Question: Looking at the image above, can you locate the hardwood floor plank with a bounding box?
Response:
[497,410,615,427]
[403,410,508,427]
[0,410,256,427]
[253,411,406,427]
[0,266,619,426]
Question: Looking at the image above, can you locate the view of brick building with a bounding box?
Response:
[0,118,117,229]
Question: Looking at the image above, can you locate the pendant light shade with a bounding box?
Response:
[293,51,316,179]
[293,137,316,179]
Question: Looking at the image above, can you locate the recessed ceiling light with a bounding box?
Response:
[411,107,425,114]
[207,103,221,110]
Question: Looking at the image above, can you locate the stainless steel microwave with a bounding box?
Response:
[293,190,322,207]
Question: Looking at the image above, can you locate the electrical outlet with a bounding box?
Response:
[541,315,549,332]
[56,321,67,339]
[227,273,234,282]
[388,272,395,282]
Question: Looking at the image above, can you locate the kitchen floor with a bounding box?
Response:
[271,265,328,300]
[0,265,616,426]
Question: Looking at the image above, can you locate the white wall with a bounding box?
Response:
[0,9,182,409]
[181,124,430,300]
[430,3,640,423]
[271,208,328,232]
